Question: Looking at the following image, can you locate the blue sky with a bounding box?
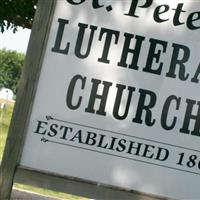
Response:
[0,28,31,53]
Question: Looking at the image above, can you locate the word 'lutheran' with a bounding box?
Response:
[52,18,200,84]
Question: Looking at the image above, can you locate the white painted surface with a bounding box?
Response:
[20,1,200,199]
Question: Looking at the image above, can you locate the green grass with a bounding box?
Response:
[0,101,88,200]
[0,101,13,160]
[13,183,87,200]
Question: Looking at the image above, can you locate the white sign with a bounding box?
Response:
[20,1,200,199]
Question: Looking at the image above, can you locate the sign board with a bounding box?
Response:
[1,0,200,199]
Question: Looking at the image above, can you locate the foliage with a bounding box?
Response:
[0,0,38,33]
[0,49,24,94]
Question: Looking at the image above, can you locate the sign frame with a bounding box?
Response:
[0,0,170,199]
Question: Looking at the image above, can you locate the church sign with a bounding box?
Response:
[1,1,200,199]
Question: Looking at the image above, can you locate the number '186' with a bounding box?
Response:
[176,153,200,169]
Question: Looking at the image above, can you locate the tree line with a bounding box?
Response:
[0,0,33,93]
[0,49,24,94]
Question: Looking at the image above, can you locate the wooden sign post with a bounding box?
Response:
[0,0,56,198]
[1,1,200,199]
